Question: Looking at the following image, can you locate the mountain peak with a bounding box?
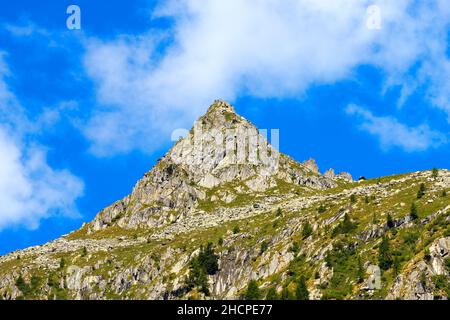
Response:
[86,100,337,232]
[206,99,236,114]
[198,99,243,128]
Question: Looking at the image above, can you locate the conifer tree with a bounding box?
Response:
[245,280,261,300]
[265,287,279,300]
[410,202,419,220]
[302,222,313,239]
[357,256,365,283]
[378,236,393,271]
[432,168,438,179]
[295,276,309,300]
[386,213,394,229]
[417,183,426,199]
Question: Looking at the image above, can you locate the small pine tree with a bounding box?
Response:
[332,213,357,236]
[185,259,209,295]
[197,242,219,275]
[420,272,427,288]
[378,236,393,271]
[350,194,357,204]
[422,183,427,192]
[15,275,31,297]
[232,225,240,234]
[218,237,224,246]
[302,222,313,239]
[342,213,356,233]
[290,242,300,254]
[245,280,261,300]
[30,276,41,290]
[424,248,431,261]
[317,205,326,213]
[281,286,293,300]
[295,276,309,300]
[276,208,282,217]
[442,190,447,197]
[386,213,394,229]
[15,275,26,290]
[432,168,439,179]
[364,195,370,204]
[59,257,66,270]
[265,287,279,300]
[417,183,426,199]
[410,202,419,220]
[357,256,365,283]
[185,243,219,295]
[260,241,269,254]
[393,257,400,276]
[444,257,450,272]
[81,247,88,257]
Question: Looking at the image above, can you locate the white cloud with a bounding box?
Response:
[0,54,84,230]
[3,21,49,37]
[0,129,83,229]
[346,104,447,152]
[83,0,450,155]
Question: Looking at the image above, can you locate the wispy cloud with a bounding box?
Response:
[346,104,448,152]
[3,20,49,37]
[0,54,83,230]
[81,0,450,156]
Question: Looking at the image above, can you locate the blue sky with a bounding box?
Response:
[0,0,449,255]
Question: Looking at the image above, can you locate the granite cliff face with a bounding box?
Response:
[0,100,449,300]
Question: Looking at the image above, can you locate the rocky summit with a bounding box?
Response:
[1,100,449,300]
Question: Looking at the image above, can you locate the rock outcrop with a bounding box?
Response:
[302,159,319,174]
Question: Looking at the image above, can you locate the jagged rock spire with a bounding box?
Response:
[302,158,319,173]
